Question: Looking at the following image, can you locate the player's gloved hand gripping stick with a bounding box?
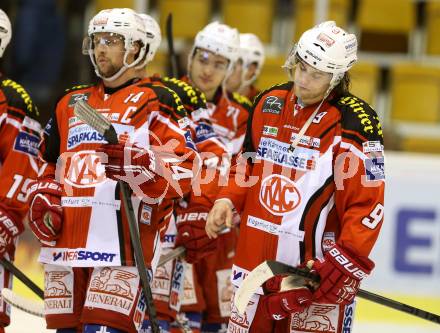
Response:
[234,260,440,325]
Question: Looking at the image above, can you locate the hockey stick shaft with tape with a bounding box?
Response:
[166,13,179,78]
[74,100,160,333]
[0,258,44,299]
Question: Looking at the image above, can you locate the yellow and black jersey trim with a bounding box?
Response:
[159,76,207,112]
[230,91,252,110]
[253,81,293,107]
[333,94,384,147]
[64,83,96,94]
[150,84,188,121]
[1,77,38,118]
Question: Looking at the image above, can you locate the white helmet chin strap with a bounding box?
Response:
[88,46,146,82]
[288,73,340,153]
[239,69,257,91]
[95,62,128,82]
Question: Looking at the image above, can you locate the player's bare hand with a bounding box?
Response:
[306,260,320,290]
[206,200,233,239]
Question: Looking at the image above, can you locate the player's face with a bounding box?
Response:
[293,60,332,105]
[190,49,229,98]
[226,58,243,92]
[243,63,258,82]
[92,32,126,78]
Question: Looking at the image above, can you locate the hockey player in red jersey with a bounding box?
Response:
[0,9,42,333]
[171,22,252,333]
[27,8,199,333]
[132,14,229,332]
[226,33,265,102]
[207,21,385,332]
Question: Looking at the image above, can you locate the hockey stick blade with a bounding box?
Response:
[235,260,440,325]
[158,246,186,267]
[234,261,312,315]
[73,100,118,144]
[1,288,44,317]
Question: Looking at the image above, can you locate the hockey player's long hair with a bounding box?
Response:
[333,72,351,97]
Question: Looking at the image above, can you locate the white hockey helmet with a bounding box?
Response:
[189,21,240,75]
[138,13,161,67]
[85,8,148,81]
[0,9,12,58]
[239,33,265,86]
[284,21,357,89]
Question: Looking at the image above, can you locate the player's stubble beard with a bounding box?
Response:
[98,61,121,79]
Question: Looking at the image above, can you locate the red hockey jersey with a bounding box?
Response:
[217,82,385,289]
[39,78,199,269]
[0,73,41,247]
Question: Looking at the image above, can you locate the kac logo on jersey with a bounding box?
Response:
[14,131,39,157]
[262,96,283,114]
[364,157,385,181]
[64,151,106,188]
[259,174,301,216]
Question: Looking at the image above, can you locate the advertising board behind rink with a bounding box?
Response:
[364,152,440,300]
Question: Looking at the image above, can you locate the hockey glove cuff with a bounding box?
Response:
[28,176,63,246]
[311,242,374,305]
[0,204,24,258]
[175,205,217,264]
[261,275,313,321]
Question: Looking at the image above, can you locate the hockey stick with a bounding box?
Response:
[74,100,160,333]
[0,258,44,299]
[166,13,179,77]
[234,260,440,325]
[1,288,44,317]
[158,246,185,267]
